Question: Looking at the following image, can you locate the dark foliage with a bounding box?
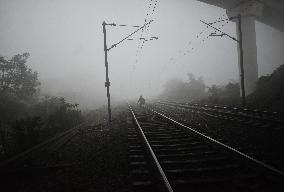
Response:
[207,82,240,105]
[11,116,42,152]
[248,64,284,112]
[160,64,284,111]
[0,53,83,158]
[0,53,40,124]
[160,73,207,102]
[41,97,83,134]
[0,53,40,100]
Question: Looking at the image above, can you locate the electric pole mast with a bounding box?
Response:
[102,21,111,122]
[201,15,246,107]
[237,14,246,107]
[102,20,156,123]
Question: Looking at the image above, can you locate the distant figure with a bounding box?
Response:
[138,95,146,107]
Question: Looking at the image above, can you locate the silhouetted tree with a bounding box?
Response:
[160,73,207,102]
[186,73,206,100]
[0,53,40,123]
[0,53,40,100]
[208,85,220,103]
[11,116,42,152]
[162,78,188,101]
[0,53,83,156]
[207,82,240,105]
[248,64,284,111]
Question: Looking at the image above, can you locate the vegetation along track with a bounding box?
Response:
[127,104,284,192]
[0,123,85,188]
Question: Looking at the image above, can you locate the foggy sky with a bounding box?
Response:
[1,0,284,109]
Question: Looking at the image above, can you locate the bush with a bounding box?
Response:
[247,64,284,112]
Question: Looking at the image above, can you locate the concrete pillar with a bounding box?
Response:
[237,15,258,95]
[227,0,264,95]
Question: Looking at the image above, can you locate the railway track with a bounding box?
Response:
[0,123,85,174]
[0,119,129,192]
[156,101,284,126]
[127,104,284,191]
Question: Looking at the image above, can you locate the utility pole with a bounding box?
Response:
[102,20,156,122]
[102,21,111,122]
[201,16,246,107]
[236,14,246,107]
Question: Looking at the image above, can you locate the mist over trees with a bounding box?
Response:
[207,82,240,105]
[160,73,207,102]
[160,63,284,112]
[0,53,83,157]
[1,53,283,158]
[159,72,240,104]
[0,53,40,123]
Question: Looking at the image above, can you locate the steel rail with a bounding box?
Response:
[158,101,284,123]
[128,104,174,192]
[1,162,79,175]
[159,100,283,118]
[0,123,84,170]
[146,105,284,177]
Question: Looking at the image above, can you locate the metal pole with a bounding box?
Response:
[237,14,246,107]
[200,18,246,107]
[102,21,111,122]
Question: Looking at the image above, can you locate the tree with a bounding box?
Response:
[186,73,206,100]
[208,84,220,103]
[248,64,284,111]
[207,83,240,105]
[160,72,207,102]
[224,82,240,98]
[0,53,40,100]
[0,53,83,156]
[162,78,188,101]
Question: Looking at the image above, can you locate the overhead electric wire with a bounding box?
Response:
[160,14,229,74]
[136,0,154,56]
[107,20,153,51]
[176,14,228,57]
[128,0,154,91]
[135,0,158,66]
[139,0,158,51]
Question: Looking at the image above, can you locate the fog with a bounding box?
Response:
[1,0,284,109]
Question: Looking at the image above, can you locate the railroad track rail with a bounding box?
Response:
[151,101,284,139]
[156,101,284,125]
[0,123,85,173]
[127,104,284,192]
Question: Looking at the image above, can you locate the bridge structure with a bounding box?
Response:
[198,0,284,95]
